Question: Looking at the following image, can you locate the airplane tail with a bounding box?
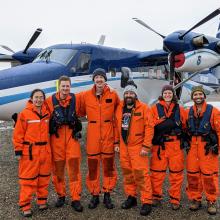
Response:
[97,35,106,45]
[216,18,220,38]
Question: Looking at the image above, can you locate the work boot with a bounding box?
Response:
[140,203,152,216]
[55,196,65,208]
[189,200,201,211]
[171,203,180,210]
[88,195,99,209]
[207,202,217,215]
[103,192,114,209]
[152,199,161,207]
[22,210,33,218]
[39,204,48,211]
[71,200,83,212]
[121,195,137,209]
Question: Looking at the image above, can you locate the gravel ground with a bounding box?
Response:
[0,121,220,220]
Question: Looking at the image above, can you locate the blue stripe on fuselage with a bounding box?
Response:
[0,76,164,105]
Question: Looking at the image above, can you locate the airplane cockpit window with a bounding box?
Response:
[33,49,78,66]
[75,53,91,72]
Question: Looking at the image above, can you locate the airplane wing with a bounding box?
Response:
[138,49,168,66]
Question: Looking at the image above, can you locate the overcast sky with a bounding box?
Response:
[0,0,220,54]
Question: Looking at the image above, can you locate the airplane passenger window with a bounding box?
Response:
[75,53,91,72]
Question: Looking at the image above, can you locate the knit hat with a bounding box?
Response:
[123,84,138,96]
[92,68,107,81]
[161,85,175,94]
[191,85,206,99]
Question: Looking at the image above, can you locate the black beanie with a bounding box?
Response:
[92,68,107,81]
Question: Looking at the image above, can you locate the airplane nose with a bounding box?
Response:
[174,53,185,68]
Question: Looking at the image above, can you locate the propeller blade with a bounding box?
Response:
[132,18,165,39]
[23,28,42,54]
[168,52,175,83]
[0,45,15,53]
[0,54,15,62]
[180,8,220,39]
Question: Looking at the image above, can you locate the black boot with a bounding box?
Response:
[88,195,100,209]
[71,200,83,212]
[103,192,114,209]
[121,196,137,209]
[55,196,65,208]
[140,204,152,216]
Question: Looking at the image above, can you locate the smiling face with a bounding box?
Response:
[192,91,205,105]
[59,80,71,98]
[162,90,173,102]
[124,91,136,106]
[94,75,106,90]
[31,91,45,108]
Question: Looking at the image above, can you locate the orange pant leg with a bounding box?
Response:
[67,157,82,201]
[166,140,184,205]
[120,145,137,198]
[65,137,82,201]
[198,139,219,203]
[52,160,66,197]
[128,145,152,204]
[51,127,67,198]
[86,155,101,195]
[18,155,39,211]
[150,145,167,201]
[101,154,117,193]
[37,147,51,205]
[186,140,203,202]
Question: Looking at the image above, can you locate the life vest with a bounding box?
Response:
[188,104,213,136]
[155,103,182,135]
[50,93,76,136]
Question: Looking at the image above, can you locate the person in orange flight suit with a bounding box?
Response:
[150,85,186,210]
[79,68,120,209]
[46,75,83,212]
[114,82,154,216]
[13,89,51,218]
[185,86,220,215]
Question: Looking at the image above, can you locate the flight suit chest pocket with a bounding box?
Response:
[133,112,143,121]
[133,112,144,131]
[105,99,112,103]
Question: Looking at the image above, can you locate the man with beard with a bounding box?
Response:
[79,68,120,209]
[186,86,220,215]
[114,83,154,216]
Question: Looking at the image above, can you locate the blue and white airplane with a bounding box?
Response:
[1,9,219,121]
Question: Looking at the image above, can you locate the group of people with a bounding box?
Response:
[12,68,220,217]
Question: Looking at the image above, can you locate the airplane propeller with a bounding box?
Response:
[0,28,42,65]
[23,28,42,54]
[0,28,42,55]
[132,18,165,39]
[133,8,220,49]
[179,8,220,39]
[133,8,220,85]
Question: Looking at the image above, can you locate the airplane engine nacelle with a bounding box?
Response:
[174,49,220,72]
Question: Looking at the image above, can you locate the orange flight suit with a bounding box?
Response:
[186,102,220,203]
[115,100,154,204]
[150,100,186,205]
[79,85,120,195]
[13,101,51,211]
[46,93,82,201]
